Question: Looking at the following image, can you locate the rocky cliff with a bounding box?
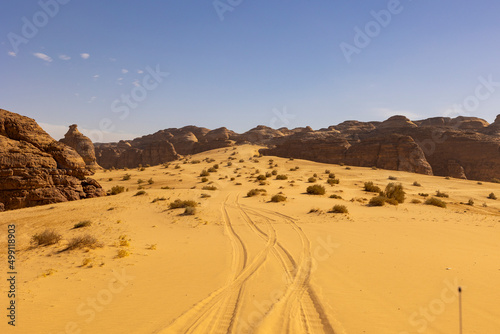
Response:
[0,109,105,211]
[92,114,500,182]
[59,124,100,169]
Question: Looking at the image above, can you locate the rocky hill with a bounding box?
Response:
[94,114,500,182]
[0,109,105,211]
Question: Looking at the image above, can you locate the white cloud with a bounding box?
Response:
[117,77,123,81]
[93,74,100,78]
[87,96,97,103]
[80,53,90,59]
[59,54,71,60]
[121,69,129,74]
[132,80,140,87]
[33,52,53,62]
[372,108,421,120]
[8,51,16,57]
[137,70,144,74]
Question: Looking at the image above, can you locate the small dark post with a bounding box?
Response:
[458,286,462,334]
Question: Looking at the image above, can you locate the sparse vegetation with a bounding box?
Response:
[369,196,386,207]
[329,194,343,199]
[148,178,154,185]
[467,199,474,206]
[327,178,340,185]
[418,193,429,197]
[202,185,217,191]
[31,229,62,246]
[247,189,267,197]
[200,170,210,177]
[388,176,397,180]
[65,235,101,251]
[134,190,147,196]
[151,197,166,203]
[270,194,287,202]
[73,220,92,229]
[200,193,211,198]
[107,185,125,195]
[122,174,131,181]
[306,184,326,195]
[183,206,196,215]
[308,177,317,183]
[331,205,348,214]
[117,249,130,258]
[411,199,422,204]
[435,190,449,198]
[364,182,381,193]
[384,183,405,203]
[488,192,497,200]
[201,177,208,183]
[257,174,267,181]
[413,181,421,187]
[169,199,197,209]
[425,197,447,208]
[276,174,288,180]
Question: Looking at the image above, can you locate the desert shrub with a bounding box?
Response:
[371,166,377,170]
[345,167,351,170]
[306,185,325,195]
[148,178,154,185]
[174,165,180,169]
[183,206,196,215]
[388,176,397,180]
[213,164,219,169]
[425,197,447,208]
[161,186,171,189]
[200,193,211,198]
[488,192,497,200]
[202,185,217,191]
[239,159,245,163]
[309,208,320,213]
[418,193,429,197]
[257,174,267,181]
[411,199,422,204]
[117,249,130,258]
[271,169,278,175]
[108,185,125,195]
[108,178,113,181]
[467,199,474,206]
[31,229,62,246]
[169,199,197,209]
[308,177,317,183]
[384,183,405,203]
[200,170,210,177]
[247,189,266,197]
[332,205,348,214]
[325,170,331,174]
[265,172,272,178]
[207,167,217,173]
[191,160,201,164]
[73,220,92,229]
[276,174,288,180]
[122,174,131,181]
[327,178,340,185]
[364,182,381,193]
[369,196,386,207]
[413,181,422,187]
[65,235,100,251]
[137,179,144,184]
[384,198,399,206]
[328,173,335,179]
[329,194,343,199]
[151,197,166,203]
[227,162,233,166]
[435,190,449,198]
[201,177,208,183]
[134,190,147,196]
[270,194,287,202]
[491,178,500,184]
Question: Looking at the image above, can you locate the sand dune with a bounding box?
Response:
[1,145,499,333]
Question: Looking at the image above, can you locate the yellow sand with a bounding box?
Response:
[1,144,499,334]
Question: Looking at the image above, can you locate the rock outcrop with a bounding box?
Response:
[0,109,105,211]
[59,124,100,169]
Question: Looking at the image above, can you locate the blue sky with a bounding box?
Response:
[1,0,500,142]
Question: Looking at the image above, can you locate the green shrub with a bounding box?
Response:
[384,183,405,203]
[488,192,497,200]
[306,185,325,195]
[425,197,447,208]
[31,229,62,246]
[270,194,287,202]
[169,199,197,209]
[108,185,125,195]
[332,205,348,213]
[435,190,449,198]
[364,182,381,193]
[73,220,92,229]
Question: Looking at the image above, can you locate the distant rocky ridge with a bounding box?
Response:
[94,114,500,182]
[0,109,105,211]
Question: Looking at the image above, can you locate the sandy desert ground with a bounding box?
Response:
[1,144,500,334]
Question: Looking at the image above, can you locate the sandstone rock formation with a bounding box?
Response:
[59,124,100,169]
[93,114,500,182]
[0,109,105,211]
